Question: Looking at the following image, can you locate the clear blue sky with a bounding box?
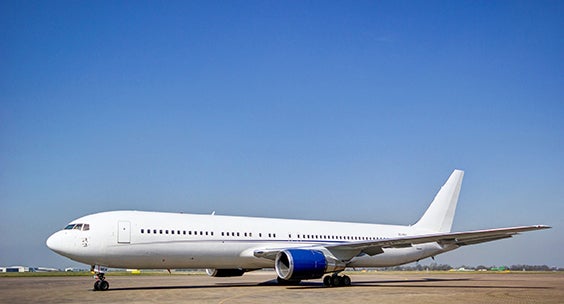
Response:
[1,1,562,269]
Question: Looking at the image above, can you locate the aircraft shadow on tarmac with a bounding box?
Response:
[107,277,551,292]
[107,279,312,291]
[286,278,552,290]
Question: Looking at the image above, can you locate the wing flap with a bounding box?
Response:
[450,235,512,246]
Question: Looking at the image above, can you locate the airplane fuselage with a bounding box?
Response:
[47,210,455,269]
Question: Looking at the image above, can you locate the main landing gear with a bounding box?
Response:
[92,265,109,291]
[323,273,351,287]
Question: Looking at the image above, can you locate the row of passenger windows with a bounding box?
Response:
[139,229,383,241]
[140,229,213,236]
[294,234,384,241]
[139,229,277,238]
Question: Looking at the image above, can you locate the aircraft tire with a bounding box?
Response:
[331,275,342,287]
[323,275,332,287]
[342,275,351,286]
[100,280,109,291]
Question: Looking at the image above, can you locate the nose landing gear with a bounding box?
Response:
[92,265,110,291]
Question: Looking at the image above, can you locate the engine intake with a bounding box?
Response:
[275,249,345,280]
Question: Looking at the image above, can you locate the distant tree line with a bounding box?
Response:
[378,263,453,271]
[375,263,563,271]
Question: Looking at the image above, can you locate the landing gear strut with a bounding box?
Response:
[92,265,110,291]
[323,273,351,287]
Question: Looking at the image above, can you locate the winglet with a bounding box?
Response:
[413,170,464,233]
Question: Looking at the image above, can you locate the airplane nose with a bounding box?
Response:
[46,231,65,253]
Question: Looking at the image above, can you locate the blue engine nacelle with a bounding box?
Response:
[275,249,329,280]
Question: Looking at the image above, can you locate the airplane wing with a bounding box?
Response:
[253,225,550,261]
[328,225,550,252]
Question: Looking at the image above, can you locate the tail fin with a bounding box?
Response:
[413,170,464,233]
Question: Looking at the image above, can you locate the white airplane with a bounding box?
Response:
[46,170,549,291]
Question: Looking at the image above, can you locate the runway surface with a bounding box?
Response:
[1,271,563,304]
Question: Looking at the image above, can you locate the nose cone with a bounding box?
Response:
[46,231,65,254]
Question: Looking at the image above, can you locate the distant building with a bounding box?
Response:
[0,266,31,272]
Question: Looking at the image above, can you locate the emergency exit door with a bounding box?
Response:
[117,221,131,244]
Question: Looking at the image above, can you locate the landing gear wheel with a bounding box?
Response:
[323,275,332,287]
[342,275,351,286]
[331,275,342,287]
[99,280,109,291]
[92,268,109,291]
[324,273,351,288]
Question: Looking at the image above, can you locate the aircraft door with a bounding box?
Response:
[117,221,131,244]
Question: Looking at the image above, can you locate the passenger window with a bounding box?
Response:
[141,229,144,234]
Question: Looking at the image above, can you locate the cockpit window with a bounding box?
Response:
[64,223,90,231]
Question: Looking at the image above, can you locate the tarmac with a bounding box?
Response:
[1,271,563,304]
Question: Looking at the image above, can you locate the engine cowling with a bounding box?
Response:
[206,268,246,277]
[275,249,345,280]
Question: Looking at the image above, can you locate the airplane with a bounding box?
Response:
[46,170,550,291]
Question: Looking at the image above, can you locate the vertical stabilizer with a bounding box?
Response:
[413,170,464,233]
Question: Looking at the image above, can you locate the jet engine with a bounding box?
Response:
[275,249,345,280]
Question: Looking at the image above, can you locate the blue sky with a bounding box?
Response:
[1,1,562,269]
